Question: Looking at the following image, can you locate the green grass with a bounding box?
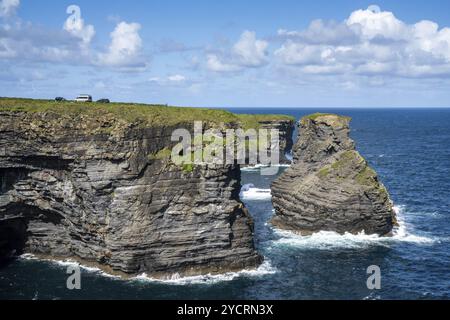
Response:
[303,113,352,122]
[304,113,336,120]
[0,97,295,130]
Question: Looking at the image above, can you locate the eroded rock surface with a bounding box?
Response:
[258,120,294,164]
[0,111,266,277]
[271,114,397,236]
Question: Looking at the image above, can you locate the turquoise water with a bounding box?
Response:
[1,108,449,300]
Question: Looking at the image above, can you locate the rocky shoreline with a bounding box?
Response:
[0,99,398,278]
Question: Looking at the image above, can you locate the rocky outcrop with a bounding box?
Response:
[0,110,263,277]
[258,120,294,164]
[271,114,397,236]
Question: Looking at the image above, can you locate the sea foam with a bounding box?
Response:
[272,205,437,250]
[132,259,277,285]
[241,164,291,172]
[240,187,272,201]
[19,254,276,285]
[19,254,121,279]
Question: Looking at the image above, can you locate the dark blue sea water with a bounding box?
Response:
[1,108,449,300]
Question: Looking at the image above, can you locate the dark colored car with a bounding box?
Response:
[97,99,110,104]
[55,97,66,102]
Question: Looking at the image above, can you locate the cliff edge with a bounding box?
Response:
[0,98,294,277]
[271,113,397,236]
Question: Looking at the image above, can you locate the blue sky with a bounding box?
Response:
[1,0,450,108]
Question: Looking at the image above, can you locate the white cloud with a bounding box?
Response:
[148,74,190,86]
[206,54,241,72]
[63,5,95,46]
[0,5,94,63]
[0,0,19,18]
[278,20,358,45]
[275,5,450,78]
[233,30,268,67]
[98,21,145,68]
[346,6,408,41]
[1,6,148,72]
[0,22,81,62]
[167,74,186,82]
[206,30,268,72]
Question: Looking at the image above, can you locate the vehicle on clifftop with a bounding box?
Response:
[75,94,92,102]
[96,99,110,103]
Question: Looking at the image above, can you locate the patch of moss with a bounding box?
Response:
[318,151,369,181]
[148,148,172,160]
[378,184,389,198]
[355,166,377,186]
[330,150,360,170]
[318,167,331,178]
[182,163,194,173]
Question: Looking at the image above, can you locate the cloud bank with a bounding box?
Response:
[275,5,450,78]
[0,4,146,70]
[207,30,269,72]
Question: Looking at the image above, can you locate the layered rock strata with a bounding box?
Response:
[271,114,397,236]
[258,120,295,164]
[0,110,267,277]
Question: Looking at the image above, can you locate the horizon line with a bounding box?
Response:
[2,96,450,110]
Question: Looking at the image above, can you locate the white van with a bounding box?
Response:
[75,94,93,102]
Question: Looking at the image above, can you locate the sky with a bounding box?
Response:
[1,0,450,108]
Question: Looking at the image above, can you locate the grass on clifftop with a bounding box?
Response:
[304,113,352,121]
[0,97,295,129]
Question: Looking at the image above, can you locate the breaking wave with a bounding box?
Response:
[19,254,277,286]
[240,185,272,201]
[132,260,277,285]
[19,254,121,279]
[272,205,437,250]
[241,164,291,172]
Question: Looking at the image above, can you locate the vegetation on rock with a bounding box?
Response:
[0,97,295,131]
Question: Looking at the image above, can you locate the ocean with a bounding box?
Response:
[1,108,449,300]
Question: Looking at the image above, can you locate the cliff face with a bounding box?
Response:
[258,120,294,164]
[0,110,266,277]
[271,114,397,236]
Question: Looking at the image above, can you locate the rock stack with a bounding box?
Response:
[271,114,397,236]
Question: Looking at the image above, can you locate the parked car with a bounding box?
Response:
[75,94,92,102]
[55,97,66,102]
[96,99,110,104]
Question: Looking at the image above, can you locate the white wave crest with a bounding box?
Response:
[241,164,291,172]
[20,254,276,285]
[392,205,436,244]
[132,260,277,285]
[19,255,121,279]
[272,205,436,249]
[240,188,272,201]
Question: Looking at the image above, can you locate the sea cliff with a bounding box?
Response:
[271,113,397,236]
[0,98,294,277]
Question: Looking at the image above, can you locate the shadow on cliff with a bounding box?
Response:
[0,203,64,269]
